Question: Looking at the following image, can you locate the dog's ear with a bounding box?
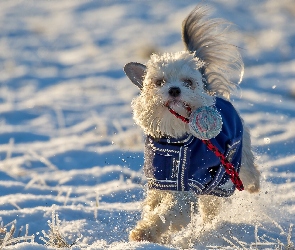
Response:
[123,62,146,89]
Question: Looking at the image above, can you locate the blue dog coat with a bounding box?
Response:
[144,97,243,197]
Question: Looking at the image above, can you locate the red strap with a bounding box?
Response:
[167,106,244,191]
[167,106,189,123]
[202,140,244,191]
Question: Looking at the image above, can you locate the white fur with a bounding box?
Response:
[125,6,260,244]
[182,6,244,98]
[132,51,214,138]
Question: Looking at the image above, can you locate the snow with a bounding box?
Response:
[0,0,294,249]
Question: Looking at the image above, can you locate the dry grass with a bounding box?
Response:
[0,219,34,249]
[40,209,81,248]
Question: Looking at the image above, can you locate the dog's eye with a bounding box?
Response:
[155,79,165,87]
[183,79,193,87]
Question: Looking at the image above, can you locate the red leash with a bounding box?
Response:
[202,139,244,191]
[167,106,190,123]
[167,106,244,191]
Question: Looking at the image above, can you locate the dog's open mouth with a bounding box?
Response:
[164,100,192,116]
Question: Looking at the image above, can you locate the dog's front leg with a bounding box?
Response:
[199,195,223,223]
[129,190,196,243]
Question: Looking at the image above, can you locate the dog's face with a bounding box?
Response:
[124,51,215,138]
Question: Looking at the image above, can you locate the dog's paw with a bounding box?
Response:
[129,227,155,242]
[245,182,260,193]
[129,227,159,242]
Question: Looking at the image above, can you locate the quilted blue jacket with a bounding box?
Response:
[144,97,243,197]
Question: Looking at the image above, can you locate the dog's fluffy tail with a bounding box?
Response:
[182,6,244,99]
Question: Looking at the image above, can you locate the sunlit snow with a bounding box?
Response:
[0,1,294,249]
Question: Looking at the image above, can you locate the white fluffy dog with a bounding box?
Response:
[124,6,260,244]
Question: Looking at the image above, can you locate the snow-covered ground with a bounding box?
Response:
[0,1,294,249]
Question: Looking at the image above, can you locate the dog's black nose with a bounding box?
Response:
[168,87,181,97]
